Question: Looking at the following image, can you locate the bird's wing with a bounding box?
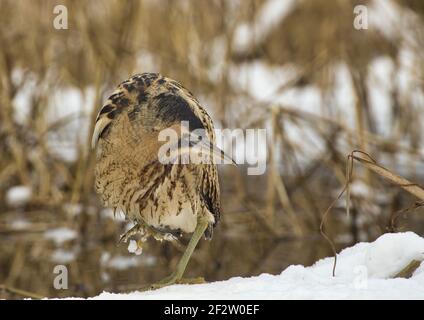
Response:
[201,164,221,239]
[92,73,235,166]
[92,116,112,149]
[151,87,235,165]
[92,73,161,150]
[91,92,127,149]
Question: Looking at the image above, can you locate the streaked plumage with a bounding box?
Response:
[92,73,223,288]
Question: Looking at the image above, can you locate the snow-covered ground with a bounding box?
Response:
[87,232,424,300]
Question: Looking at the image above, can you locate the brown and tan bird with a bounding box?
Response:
[92,73,231,289]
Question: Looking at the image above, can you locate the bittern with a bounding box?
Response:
[92,73,231,289]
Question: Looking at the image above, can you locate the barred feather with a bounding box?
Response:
[93,73,222,240]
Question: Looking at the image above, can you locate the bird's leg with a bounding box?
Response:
[150,215,209,290]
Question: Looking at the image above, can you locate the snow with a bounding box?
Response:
[51,249,77,264]
[9,218,32,230]
[349,180,373,199]
[100,252,156,270]
[88,232,424,299]
[44,227,77,245]
[63,203,83,217]
[369,0,403,40]
[46,87,96,162]
[5,186,32,207]
[105,255,142,270]
[233,0,296,51]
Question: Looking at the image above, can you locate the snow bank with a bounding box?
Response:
[91,232,424,300]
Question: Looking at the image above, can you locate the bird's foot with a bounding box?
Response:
[119,221,156,244]
[119,223,145,243]
[148,274,206,291]
[149,272,180,290]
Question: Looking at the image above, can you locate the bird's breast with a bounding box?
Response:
[95,152,211,234]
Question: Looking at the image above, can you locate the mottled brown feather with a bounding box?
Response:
[93,73,221,239]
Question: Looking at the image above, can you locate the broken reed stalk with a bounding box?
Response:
[320,150,424,277]
[350,152,424,201]
[394,260,422,279]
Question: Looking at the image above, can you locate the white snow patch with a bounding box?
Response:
[5,186,32,207]
[63,203,83,217]
[9,218,32,230]
[349,180,374,199]
[105,255,141,270]
[89,232,424,299]
[367,56,395,137]
[234,0,296,51]
[46,87,96,162]
[364,234,424,278]
[44,228,78,245]
[101,251,156,270]
[232,61,298,103]
[369,0,403,40]
[51,249,77,264]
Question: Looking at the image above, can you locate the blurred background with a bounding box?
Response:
[1,0,424,298]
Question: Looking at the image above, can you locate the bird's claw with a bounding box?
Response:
[119,223,145,243]
[119,222,177,244]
